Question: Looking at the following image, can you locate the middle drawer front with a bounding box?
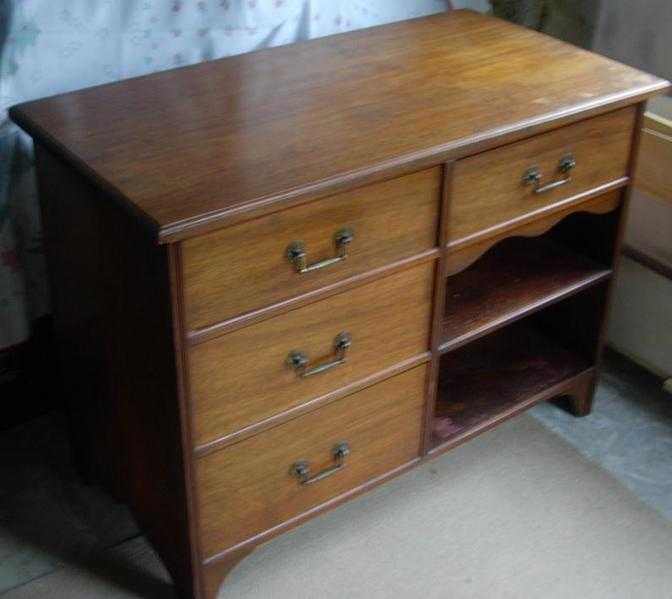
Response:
[195,364,427,557]
[189,261,434,447]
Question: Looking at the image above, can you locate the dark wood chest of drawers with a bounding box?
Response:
[10,10,669,598]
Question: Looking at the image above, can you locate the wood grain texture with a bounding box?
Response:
[421,162,453,455]
[189,261,434,447]
[195,365,426,557]
[450,108,636,244]
[430,367,596,455]
[187,249,439,345]
[643,110,672,137]
[445,189,623,276]
[15,12,669,598]
[194,352,431,456]
[555,370,596,417]
[168,244,208,599]
[9,11,668,242]
[201,547,254,599]
[585,104,647,411]
[182,168,440,329]
[441,237,612,353]
[432,321,592,449]
[203,459,421,568]
[635,113,672,203]
[33,145,196,598]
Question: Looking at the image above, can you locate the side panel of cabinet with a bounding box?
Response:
[34,145,196,598]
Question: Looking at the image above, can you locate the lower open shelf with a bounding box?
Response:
[430,319,593,451]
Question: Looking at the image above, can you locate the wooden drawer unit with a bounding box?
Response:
[189,260,434,448]
[196,365,426,557]
[182,168,441,330]
[450,107,636,245]
[12,10,668,599]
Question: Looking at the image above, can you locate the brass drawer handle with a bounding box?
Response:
[291,442,351,485]
[286,332,352,378]
[523,153,576,194]
[286,227,354,274]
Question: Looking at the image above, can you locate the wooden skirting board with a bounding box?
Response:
[627,105,672,280]
[635,110,672,204]
[611,106,672,379]
[622,244,672,283]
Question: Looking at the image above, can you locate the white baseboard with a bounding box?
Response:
[608,256,672,379]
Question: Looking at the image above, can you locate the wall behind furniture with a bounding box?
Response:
[593,0,671,87]
[592,0,672,377]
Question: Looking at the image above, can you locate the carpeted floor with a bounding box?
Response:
[1,353,671,598]
[532,350,672,521]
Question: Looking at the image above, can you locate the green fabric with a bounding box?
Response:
[491,0,601,49]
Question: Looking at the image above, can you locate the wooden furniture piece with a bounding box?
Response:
[627,98,672,278]
[613,98,672,378]
[10,10,669,599]
[635,102,672,205]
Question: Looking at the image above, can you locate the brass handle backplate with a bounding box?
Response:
[287,227,354,274]
[287,332,352,378]
[523,153,576,194]
[291,442,351,485]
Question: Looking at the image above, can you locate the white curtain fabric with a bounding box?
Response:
[0,0,455,350]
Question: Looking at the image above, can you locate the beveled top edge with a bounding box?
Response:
[10,10,670,244]
[157,82,668,243]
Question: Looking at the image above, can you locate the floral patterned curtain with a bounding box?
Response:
[0,0,455,351]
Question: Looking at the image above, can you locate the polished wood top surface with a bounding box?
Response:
[10,10,668,242]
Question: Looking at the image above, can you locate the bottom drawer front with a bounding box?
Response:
[196,365,426,557]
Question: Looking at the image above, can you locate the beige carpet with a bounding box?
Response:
[5,415,672,599]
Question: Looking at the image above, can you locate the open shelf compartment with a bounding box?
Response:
[431,202,620,453]
[440,237,611,352]
[430,307,597,452]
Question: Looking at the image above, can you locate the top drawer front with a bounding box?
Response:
[450,107,636,244]
[182,168,441,330]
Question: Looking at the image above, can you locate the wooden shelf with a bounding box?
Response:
[430,321,592,451]
[440,237,611,353]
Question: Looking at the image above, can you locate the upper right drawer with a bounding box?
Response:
[449,107,636,245]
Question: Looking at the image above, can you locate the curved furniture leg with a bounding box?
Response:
[201,546,255,599]
[555,370,596,417]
